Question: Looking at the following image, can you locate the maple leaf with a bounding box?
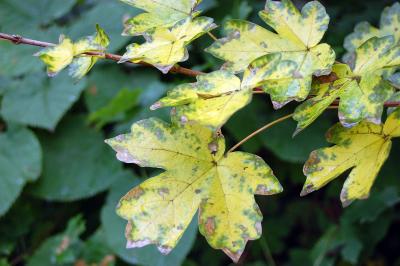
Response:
[105,118,282,262]
[120,0,202,35]
[206,0,335,107]
[301,108,400,207]
[343,2,400,64]
[150,70,252,130]
[119,17,216,74]
[294,35,400,132]
[36,25,110,79]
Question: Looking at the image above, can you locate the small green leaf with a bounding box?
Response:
[88,88,142,129]
[27,215,85,266]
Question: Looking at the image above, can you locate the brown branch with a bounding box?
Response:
[1,32,400,107]
[0,32,202,77]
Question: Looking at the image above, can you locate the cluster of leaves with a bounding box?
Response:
[1,0,400,265]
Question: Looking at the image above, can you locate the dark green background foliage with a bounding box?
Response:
[0,0,399,265]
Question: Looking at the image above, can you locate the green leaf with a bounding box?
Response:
[1,72,85,130]
[27,215,85,266]
[101,171,198,266]
[120,17,216,73]
[88,88,142,129]
[29,115,122,201]
[106,118,282,262]
[301,109,400,206]
[0,126,41,216]
[0,0,76,34]
[121,0,203,35]
[151,70,252,130]
[78,229,115,266]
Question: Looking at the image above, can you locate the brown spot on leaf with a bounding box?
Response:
[205,217,216,236]
[126,187,145,200]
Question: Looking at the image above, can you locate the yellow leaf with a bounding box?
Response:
[36,36,74,77]
[260,0,329,48]
[120,0,202,35]
[301,108,400,206]
[294,35,399,131]
[119,17,216,73]
[69,25,110,80]
[344,3,400,58]
[151,70,251,129]
[36,25,110,79]
[105,118,282,262]
[206,0,335,106]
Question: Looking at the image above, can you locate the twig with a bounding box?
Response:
[1,32,400,107]
[207,31,218,41]
[0,32,202,77]
[228,113,294,153]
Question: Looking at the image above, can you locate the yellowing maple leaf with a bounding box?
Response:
[344,2,400,63]
[206,0,335,107]
[120,0,202,35]
[301,108,400,207]
[150,70,252,129]
[105,118,282,262]
[36,36,74,77]
[294,35,400,132]
[36,25,110,79]
[119,17,216,74]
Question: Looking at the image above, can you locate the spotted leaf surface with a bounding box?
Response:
[69,25,110,80]
[105,118,282,262]
[151,71,251,129]
[206,0,335,106]
[301,108,400,207]
[119,17,216,74]
[293,64,355,132]
[344,2,400,62]
[120,0,202,35]
[295,36,400,131]
[36,25,110,79]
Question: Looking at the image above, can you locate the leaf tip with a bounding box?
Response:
[150,101,163,110]
[222,247,243,264]
[300,183,315,197]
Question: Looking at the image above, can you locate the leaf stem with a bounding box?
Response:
[207,31,218,41]
[259,234,277,266]
[228,113,294,153]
